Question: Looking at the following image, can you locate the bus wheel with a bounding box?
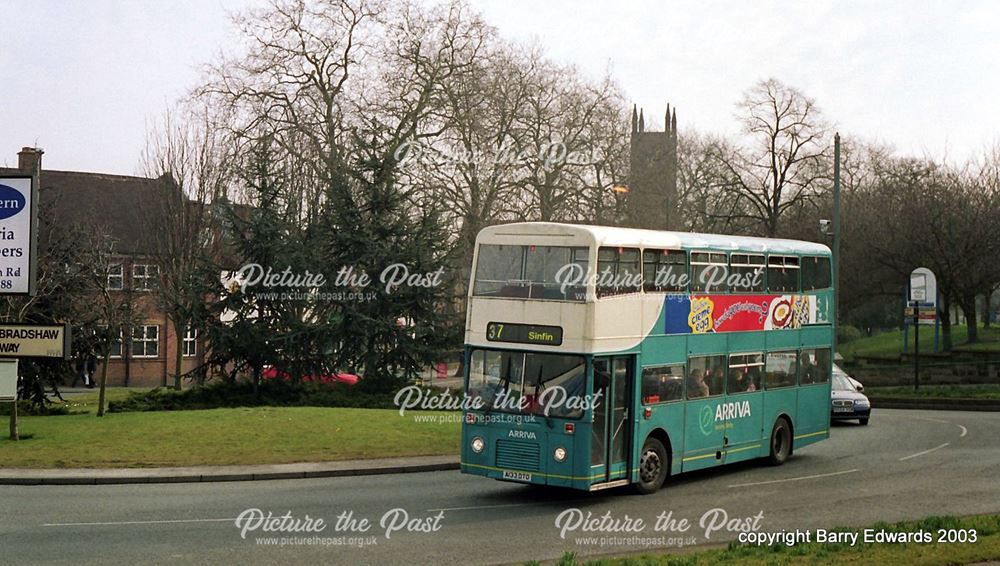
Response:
[635,437,667,494]
[768,419,791,466]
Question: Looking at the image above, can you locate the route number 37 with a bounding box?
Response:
[486,323,504,340]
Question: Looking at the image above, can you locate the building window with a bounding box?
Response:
[107,264,124,290]
[131,325,159,358]
[133,264,159,291]
[101,326,124,358]
[183,328,197,357]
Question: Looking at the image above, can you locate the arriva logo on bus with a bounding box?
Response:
[716,400,751,422]
[700,401,752,436]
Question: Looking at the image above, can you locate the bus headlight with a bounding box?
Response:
[554,447,567,462]
[471,437,485,453]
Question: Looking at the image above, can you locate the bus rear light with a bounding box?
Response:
[564,423,574,435]
[465,413,476,424]
[471,436,485,453]
[644,407,652,419]
[554,447,567,462]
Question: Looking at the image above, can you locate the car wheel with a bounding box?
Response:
[767,418,791,466]
[859,418,869,426]
[634,437,668,494]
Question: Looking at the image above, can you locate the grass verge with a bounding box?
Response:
[534,514,1000,565]
[0,404,458,468]
[840,325,1000,361]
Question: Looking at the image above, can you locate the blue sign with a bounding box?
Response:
[0,184,26,220]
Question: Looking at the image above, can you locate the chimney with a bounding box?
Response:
[17,147,43,174]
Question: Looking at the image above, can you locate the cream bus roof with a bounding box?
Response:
[477,222,831,256]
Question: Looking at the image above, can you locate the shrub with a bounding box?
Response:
[107,379,410,413]
[837,324,863,344]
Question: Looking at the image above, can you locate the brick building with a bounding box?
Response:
[2,147,207,387]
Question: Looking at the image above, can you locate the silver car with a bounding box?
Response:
[833,363,864,392]
[831,371,870,425]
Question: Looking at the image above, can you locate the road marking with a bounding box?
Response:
[896,414,968,439]
[904,415,951,424]
[726,468,859,489]
[43,518,237,527]
[428,501,580,513]
[899,442,950,462]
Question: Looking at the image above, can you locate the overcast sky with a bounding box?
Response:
[3,0,998,176]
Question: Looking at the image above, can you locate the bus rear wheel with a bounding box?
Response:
[635,437,668,494]
[767,419,791,466]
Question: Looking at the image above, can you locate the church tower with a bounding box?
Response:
[626,104,678,230]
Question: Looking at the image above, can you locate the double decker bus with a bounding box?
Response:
[460,222,833,493]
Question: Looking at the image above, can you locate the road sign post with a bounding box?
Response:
[908,268,938,391]
[0,172,41,440]
[912,301,919,391]
[0,359,18,440]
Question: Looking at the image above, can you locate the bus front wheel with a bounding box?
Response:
[635,437,668,494]
[767,419,791,466]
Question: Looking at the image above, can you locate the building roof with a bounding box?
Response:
[478,222,832,256]
[0,167,176,256]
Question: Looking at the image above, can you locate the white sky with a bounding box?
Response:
[3,0,998,176]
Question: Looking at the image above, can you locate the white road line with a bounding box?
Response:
[43,518,237,527]
[958,425,968,438]
[428,502,565,513]
[899,442,950,462]
[727,468,859,489]
[903,415,951,424]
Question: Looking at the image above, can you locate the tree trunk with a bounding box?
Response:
[173,320,184,390]
[9,398,18,441]
[984,291,993,329]
[963,297,979,343]
[939,293,953,351]
[97,351,111,417]
[252,365,260,398]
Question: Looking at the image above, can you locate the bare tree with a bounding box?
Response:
[141,108,232,388]
[716,79,831,236]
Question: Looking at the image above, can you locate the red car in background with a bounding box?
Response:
[261,366,360,386]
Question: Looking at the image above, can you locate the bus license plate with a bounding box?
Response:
[502,471,532,482]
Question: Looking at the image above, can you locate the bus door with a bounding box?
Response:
[591,356,633,485]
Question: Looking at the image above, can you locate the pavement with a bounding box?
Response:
[0,455,460,485]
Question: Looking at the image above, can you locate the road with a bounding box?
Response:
[3,409,998,565]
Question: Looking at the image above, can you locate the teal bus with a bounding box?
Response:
[460,222,833,493]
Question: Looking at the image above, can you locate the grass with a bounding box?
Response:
[0,399,459,468]
[52,387,150,413]
[840,325,1000,361]
[866,384,1000,400]
[534,514,1000,566]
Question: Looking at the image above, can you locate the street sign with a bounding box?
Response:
[0,360,16,401]
[909,268,937,307]
[0,324,71,359]
[0,176,37,295]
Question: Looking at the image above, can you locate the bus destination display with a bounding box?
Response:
[485,322,563,346]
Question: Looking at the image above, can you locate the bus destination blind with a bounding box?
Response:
[485,322,563,346]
